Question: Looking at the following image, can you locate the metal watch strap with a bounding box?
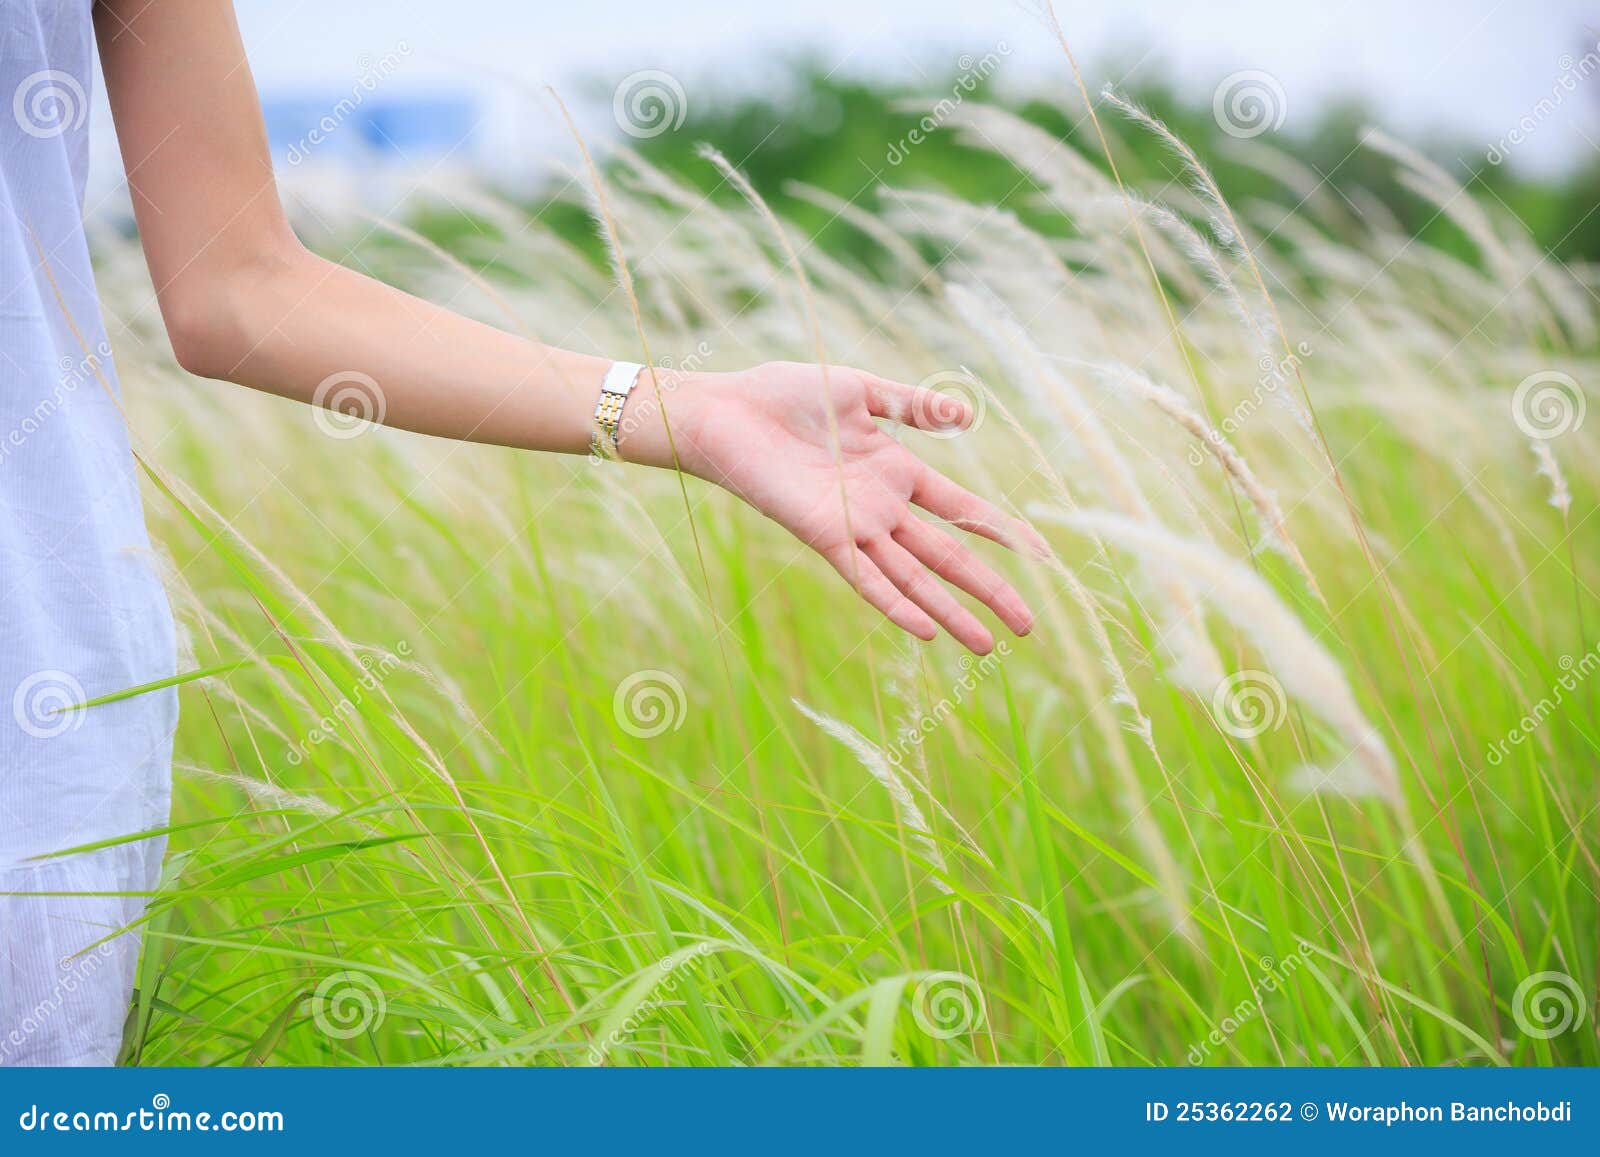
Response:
[589,361,645,460]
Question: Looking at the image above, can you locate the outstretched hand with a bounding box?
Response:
[658,362,1046,654]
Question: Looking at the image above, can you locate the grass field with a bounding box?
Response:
[85,82,1599,1066]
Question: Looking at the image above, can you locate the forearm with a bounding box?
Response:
[172,244,693,470]
[95,0,1034,654]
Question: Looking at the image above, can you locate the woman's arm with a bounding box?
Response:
[96,0,1040,653]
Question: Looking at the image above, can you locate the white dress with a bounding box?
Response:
[1,0,177,1064]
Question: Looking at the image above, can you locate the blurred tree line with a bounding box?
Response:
[424,58,1600,276]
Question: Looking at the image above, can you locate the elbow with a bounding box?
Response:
[159,240,306,381]
[162,293,236,380]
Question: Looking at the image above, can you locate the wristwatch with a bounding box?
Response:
[589,360,646,460]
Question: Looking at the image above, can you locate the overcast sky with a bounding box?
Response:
[80,0,1600,192]
[214,0,1600,173]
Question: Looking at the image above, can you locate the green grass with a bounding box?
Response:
[77,95,1599,1067]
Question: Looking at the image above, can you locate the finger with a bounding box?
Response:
[895,520,1034,637]
[910,464,1051,558]
[861,373,974,435]
[863,538,995,655]
[824,547,938,641]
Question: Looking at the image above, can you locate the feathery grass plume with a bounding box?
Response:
[935,102,1114,209]
[1531,440,1573,518]
[1076,357,1324,602]
[947,282,1225,692]
[792,699,952,891]
[1024,546,1200,942]
[176,762,341,817]
[1111,192,1275,352]
[63,32,1600,1065]
[1363,127,1590,352]
[880,643,995,868]
[1052,510,1400,802]
[785,181,945,292]
[884,188,1114,352]
[1360,130,1521,286]
[1097,84,1283,325]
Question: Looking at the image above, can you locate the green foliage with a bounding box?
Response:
[86,64,1600,1067]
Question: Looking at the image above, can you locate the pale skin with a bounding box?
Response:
[96,0,1044,654]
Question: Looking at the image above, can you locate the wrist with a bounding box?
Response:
[614,368,722,474]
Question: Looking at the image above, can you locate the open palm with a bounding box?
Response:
[674,362,1043,654]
